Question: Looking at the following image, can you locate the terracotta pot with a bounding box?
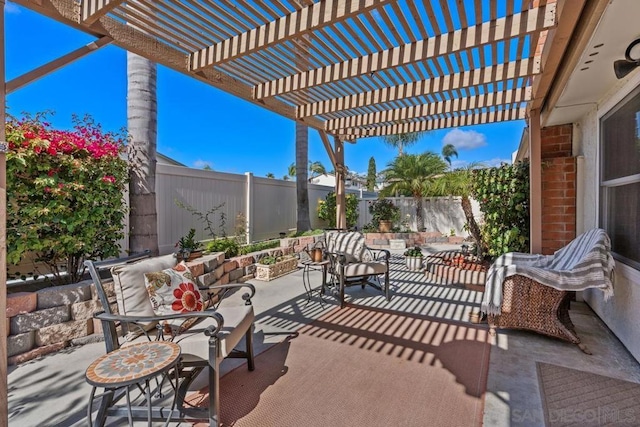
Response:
[378,220,393,232]
[187,250,203,262]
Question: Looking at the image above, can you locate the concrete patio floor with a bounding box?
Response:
[8,244,640,426]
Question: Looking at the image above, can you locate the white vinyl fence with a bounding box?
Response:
[155,165,480,254]
[156,164,377,254]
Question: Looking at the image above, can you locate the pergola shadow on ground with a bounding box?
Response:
[8,244,640,426]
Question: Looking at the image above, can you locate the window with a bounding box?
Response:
[600,86,640,270]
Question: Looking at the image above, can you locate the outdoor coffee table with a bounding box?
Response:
[301,259,330,306]
[85,341,181,427]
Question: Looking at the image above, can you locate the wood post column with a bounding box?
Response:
[529,109,542,253]
[334,137,346,229]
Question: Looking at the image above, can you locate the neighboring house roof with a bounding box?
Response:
[156,153,186,167]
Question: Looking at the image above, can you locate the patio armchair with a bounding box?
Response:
[84,252,256,427]
[324,230,391,308]
[481,228,615,353]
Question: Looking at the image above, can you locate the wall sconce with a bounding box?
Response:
[614,38,640,79]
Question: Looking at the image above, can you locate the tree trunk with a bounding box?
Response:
[461,195,485,255]
[127,52,159,255]
[415,197,424,232]
[295,121,311,232]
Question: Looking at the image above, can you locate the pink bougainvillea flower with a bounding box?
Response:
[101,175,116,184]
[172,282,203,313]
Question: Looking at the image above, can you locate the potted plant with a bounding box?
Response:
[368,198,401,232]
[175,228,203,261]
[404,246,424,271]
[254,254,298,281]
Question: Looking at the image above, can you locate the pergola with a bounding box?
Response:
[0,0,600,424]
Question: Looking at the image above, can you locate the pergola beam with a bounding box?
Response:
[318,130,337,169]
[81,0,125,25]
[5,36,112,94]
[325,87,531,131]
[297,57,540,118]
[11,0,327,134]
[254,4,556,99]
[190,0,393,71]
[338,106,527,137]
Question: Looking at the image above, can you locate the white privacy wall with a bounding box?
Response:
[575,72,640,363]
[155,164,478,254]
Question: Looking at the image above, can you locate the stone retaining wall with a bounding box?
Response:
[6,236,325,365]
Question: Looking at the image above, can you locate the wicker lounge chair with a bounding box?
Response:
[482,228,615,353]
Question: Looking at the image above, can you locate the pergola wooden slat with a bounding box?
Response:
[0,2,599,425]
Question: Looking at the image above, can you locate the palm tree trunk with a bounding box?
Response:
[127,52,159,255]
[461,195,484,255]
[415,197,424,232]
[295,121,311,232]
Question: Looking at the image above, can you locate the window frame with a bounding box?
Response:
[599,84,640,272]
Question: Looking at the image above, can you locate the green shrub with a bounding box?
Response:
[471,161,530,258]
[317,192,359,228]
[238,240,280,255]
[6,113,128,284]
[205,238,239,258]
[368,198,401,226]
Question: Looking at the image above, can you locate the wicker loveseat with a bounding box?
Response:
[481,228,614,353]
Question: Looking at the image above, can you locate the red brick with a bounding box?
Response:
[185,261,204,277]
[233,255,255,268]
[7,292,37,318]
[223,260,238,273]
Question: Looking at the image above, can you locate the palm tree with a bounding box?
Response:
[381,152,448,231]
[265,172,275,179]
[382,132,424,156]
[295,122,311,231]
[441,143,459,167]
[127,52,159,255]
[432,164,486,255]
[283,175,290,181]
[308,160,326,180]
[287,162,296,178]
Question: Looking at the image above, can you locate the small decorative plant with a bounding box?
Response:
[368,198,401,225]
[258,255,278,265]
[404,246,423,257]
[176,228,201,259]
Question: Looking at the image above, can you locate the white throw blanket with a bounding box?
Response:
[481,228,615,315]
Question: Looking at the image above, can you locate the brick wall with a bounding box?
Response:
[540,124,576,254]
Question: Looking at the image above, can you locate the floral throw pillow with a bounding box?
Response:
[144,262,204,334]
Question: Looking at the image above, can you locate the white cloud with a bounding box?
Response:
[442,129,487,150]
[483,158,511,167]
[5,2,21,14]
[193,159,213,169]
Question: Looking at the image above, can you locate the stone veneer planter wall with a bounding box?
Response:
[5,234,326,365]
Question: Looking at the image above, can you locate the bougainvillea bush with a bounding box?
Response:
[6,113,129,284]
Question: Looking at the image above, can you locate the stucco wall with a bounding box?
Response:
[574,73,640,363]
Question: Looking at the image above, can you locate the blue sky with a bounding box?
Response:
[4,2,525,178]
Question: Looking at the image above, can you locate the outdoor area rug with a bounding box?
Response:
[190,304,491,426]
[537,362,640,426]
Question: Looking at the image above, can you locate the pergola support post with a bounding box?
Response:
[0,1,8,425]
[529,109,542,253]
[334,137,346,229]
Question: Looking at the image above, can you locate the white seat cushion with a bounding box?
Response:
[173,305,255,359]
[111,254,177,339]
[343,261,386,277]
